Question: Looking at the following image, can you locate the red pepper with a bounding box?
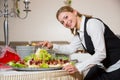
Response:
[0,50,21,64]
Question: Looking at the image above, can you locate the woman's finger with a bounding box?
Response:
[63,64,78,74]
[42,41,48,47]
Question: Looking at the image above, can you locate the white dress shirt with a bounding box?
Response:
[53,16,120,77]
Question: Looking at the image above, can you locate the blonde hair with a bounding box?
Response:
[56,6,92,35]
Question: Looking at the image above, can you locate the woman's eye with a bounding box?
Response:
[64,16,68,19]
[61,21,64,24]
[62,21,64,24]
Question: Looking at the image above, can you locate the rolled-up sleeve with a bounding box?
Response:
[53,35,83,54]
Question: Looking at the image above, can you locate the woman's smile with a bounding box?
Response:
[66,20,72,28]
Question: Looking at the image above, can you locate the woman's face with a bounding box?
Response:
[58,11,77,29]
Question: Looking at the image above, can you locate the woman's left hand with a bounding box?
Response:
[63,64,78,74]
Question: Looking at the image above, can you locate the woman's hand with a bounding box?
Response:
[63,64,78,74]
[36,41,53,49]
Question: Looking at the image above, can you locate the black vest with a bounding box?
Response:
[84,17,120,68]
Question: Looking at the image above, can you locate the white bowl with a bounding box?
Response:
[16,46,35,59]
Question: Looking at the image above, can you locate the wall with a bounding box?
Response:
[0,0,120,43]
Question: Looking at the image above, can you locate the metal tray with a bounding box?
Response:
[13,67,62,71]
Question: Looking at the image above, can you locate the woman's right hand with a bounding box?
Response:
[63,64,78,74]
[36,41,53,49]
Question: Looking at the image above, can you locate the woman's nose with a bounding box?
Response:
[64,21,68,27]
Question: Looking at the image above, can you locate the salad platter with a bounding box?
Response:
[7,48,69,71]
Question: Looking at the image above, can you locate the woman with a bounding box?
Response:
[37,6,120,80]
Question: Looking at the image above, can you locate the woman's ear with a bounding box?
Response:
[73,10,77,16]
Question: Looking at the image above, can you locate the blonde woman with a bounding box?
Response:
[38,6,120,80]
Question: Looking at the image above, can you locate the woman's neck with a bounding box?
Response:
[76,16,82,30]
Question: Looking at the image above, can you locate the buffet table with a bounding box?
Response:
[0,70,83,80]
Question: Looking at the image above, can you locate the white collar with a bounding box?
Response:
[77,15,86,33]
